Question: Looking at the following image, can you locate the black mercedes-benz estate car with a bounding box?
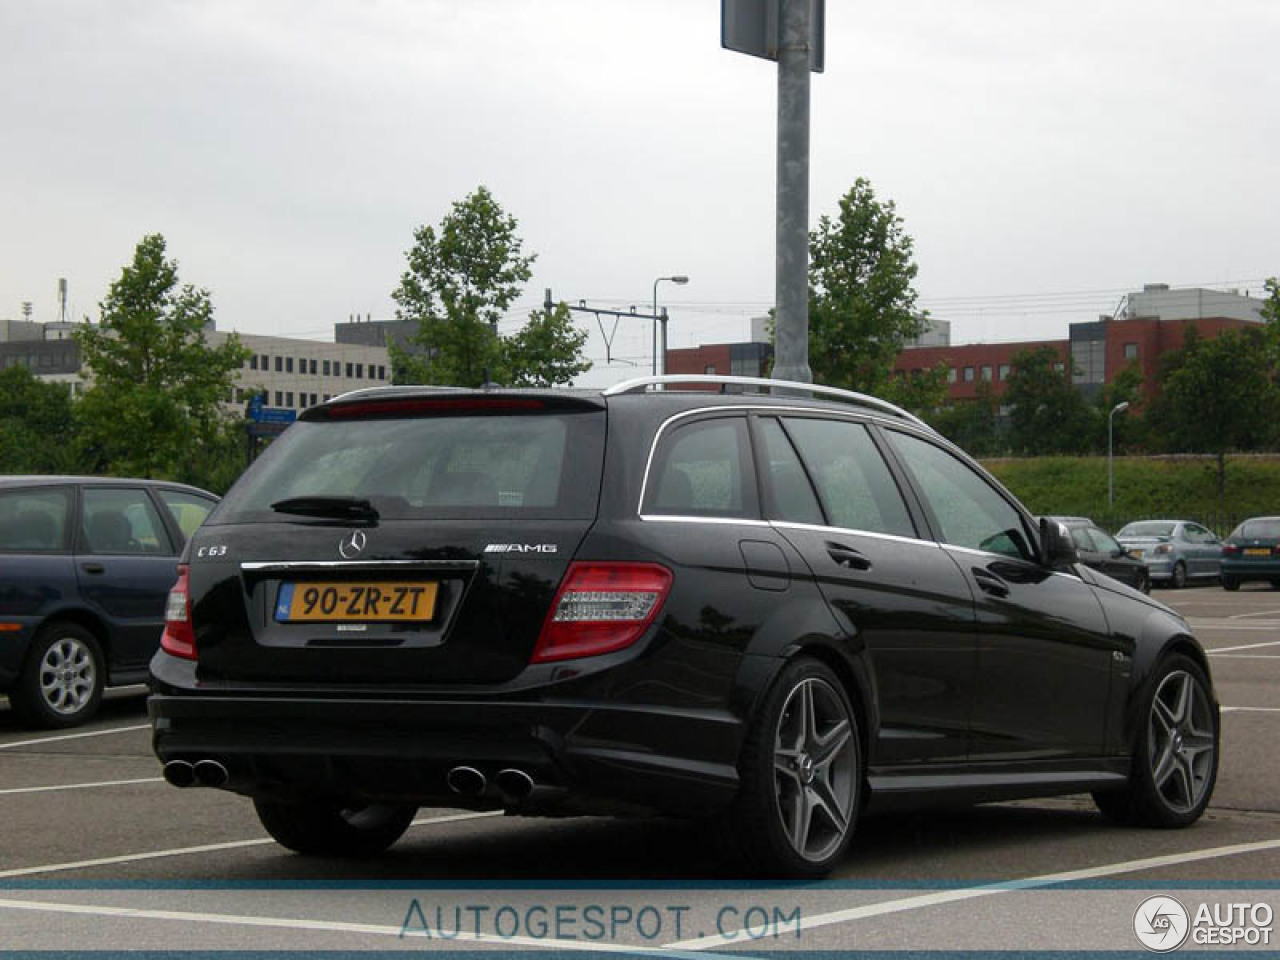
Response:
[149,376,1219,877]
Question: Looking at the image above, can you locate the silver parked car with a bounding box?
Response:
[1115,519,1222,588]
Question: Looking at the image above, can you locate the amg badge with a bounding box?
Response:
[484,543,558,554]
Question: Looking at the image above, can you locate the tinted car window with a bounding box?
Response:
[1090,526,1122,553]
[783,418,914,538]
[1238,519,1280,540]
[1119,521,1175,538]
[1070,526,1097,552]
[757,418,823,525]
[645,417,756,518]
[157,490,217,544]
[0,487,71,552]
[81,487,174,555]
[888,431,1032,560]
[215,413,605,522]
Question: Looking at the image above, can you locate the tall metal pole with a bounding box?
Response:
[1108,401,1129,508]
[771,0,813,384]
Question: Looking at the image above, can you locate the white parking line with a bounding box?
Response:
[1230,609,1280,619]
[0,810,502,879]
[0,777,163,796]
[0,723,151,751]
[1204,640,1280,654]
[666,837,1280,950]
[1221,706,1280,714]
[1211,654,1280,660]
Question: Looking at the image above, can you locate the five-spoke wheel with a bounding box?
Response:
[1094,654,1218,827]
[719,658,861,877]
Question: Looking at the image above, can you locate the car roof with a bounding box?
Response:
[0,475,218,498]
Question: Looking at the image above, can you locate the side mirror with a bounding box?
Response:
[1039,517,1079,568]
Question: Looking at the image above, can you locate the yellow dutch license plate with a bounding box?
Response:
[274,581,438,622]
[1244,548,1271,557]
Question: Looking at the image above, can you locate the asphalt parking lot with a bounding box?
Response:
[2,584,1278,954]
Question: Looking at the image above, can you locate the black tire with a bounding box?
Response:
[1136,571,1150,595]
[716,657,861,878]
[1171,561,1188,589]
[253,799,417,856]
[1222,577,1239,592]
[1092,654,1218,828]
[9,622,104,728]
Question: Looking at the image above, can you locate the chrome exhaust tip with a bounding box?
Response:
[495,768,535,802]
[192,759,229,788]
[162,760,196,788]
[446,765,487,796]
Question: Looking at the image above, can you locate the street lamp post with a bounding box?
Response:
[1108,401,1130,508]
[652,275,689,375]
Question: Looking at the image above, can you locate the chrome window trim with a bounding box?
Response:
[638,515,772,527]
[240,560,479,572]
[770,520,939,549]
[637,404,903,519]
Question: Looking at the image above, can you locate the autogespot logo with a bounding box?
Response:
[1134,895,1191,952]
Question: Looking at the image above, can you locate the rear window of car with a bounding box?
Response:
[212,412,606,523]
[1119,521,1175,537]
[1238,519,1280,540]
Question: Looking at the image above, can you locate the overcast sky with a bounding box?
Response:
[3,0,1276,386]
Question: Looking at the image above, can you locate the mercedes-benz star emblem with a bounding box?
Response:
[338,530,367,559]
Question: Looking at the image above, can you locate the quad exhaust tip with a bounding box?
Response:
[162,760,195,788]
[446,765,487,796]
[193,759,229,788]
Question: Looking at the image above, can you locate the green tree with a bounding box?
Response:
[1150,327,1277,495]
[1003,346,1097,455]
[0,365,89,473]
[75,234,249,480]
[928,379,1002,456]
[392,186,537,387]
[502,302,591,387]
[806,178,928,399]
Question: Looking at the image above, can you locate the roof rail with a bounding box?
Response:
[328,384,469,404]
[602,374,929,429]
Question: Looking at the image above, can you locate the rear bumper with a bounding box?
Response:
[148,686,742,818]
[1221,559,1280,581]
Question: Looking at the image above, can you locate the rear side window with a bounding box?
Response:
[644,417,757,518]
[81,487,174,555]
[757,418,824,525]
[0,487,71,553]
[782,418,915,538]
[215,412,605,522]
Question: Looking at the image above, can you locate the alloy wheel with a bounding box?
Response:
[773,677,857,862]
[1148,669,1215,814]
[38,635,98,715]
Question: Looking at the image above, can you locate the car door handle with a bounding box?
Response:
[80,562,105,575]
[826,544,871,571]
[972,568,1010,598]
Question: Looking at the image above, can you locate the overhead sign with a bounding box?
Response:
[722,0,824,73]
[246,394,297,425]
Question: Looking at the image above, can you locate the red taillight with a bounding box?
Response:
[531,562,673,664]
[1223,543,1241,556]
[160,565,197,660]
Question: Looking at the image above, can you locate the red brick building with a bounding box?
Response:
[895,315,1261,404]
